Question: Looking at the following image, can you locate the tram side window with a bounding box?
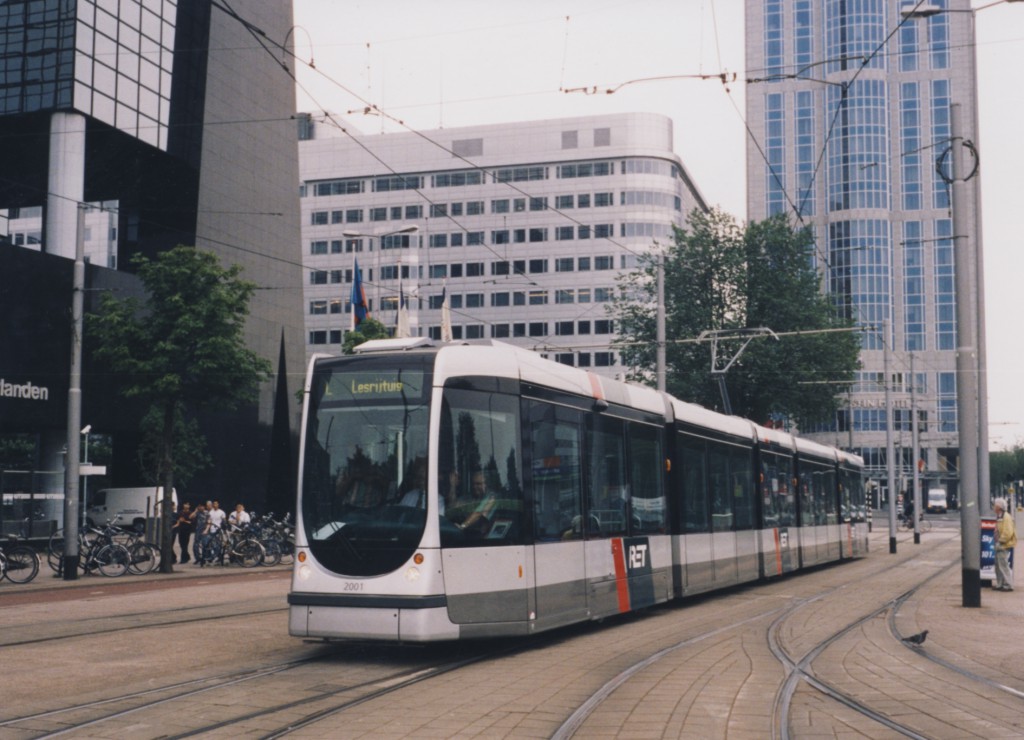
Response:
[823,469,838,524]
[709,443,732,531]
[761,453,795,527]
[588,416,628,537]
[528,401,583,541]
[628,423,665,534]
[838,469,853,522]
[437,389,524,547]
[730,446,755,530]
[842,469,864,522]
[806,465,834,526]
[678,435,709,533]
[798,467,815,527]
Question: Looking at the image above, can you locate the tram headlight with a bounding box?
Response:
[405,566,421,582]
[298,564,312,581]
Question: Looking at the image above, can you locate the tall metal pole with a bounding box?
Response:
[884,319,897,554]
[967,4,991,532]
[656,252,666,393]
[952,102,981,608]
[62,205,86,579]
[911,353,921,545]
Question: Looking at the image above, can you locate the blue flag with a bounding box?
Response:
[350,258,370,330]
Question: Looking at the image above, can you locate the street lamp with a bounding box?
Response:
[341,225,419,315]
[81,424,90,529]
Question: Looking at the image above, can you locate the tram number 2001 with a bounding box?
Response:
[342,582,363,592]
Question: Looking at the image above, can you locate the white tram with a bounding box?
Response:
[288,339,867,642]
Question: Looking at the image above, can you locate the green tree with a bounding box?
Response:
[342,317,390,354]
[88,246,271,572]
[990,443,1024,491]
[614,208,861,427]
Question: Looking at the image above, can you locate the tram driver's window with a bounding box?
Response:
[438,389,523,547]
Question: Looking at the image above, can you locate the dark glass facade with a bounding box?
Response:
[1,1,305,515]
[0,0,176,148]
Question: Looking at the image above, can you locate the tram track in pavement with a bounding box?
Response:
[0,600,288,648]
[551,531,956,739]
[767,554,956,740]
[6,638,528,740]
[770,531,1024,739]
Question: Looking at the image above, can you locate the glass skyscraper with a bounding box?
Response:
[745,0,985,505]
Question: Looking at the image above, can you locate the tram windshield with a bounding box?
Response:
[300,354,432,576]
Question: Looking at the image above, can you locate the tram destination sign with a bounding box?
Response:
[324,368,427,403]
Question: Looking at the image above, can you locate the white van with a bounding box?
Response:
[87,487,177,531]
[926,488,948,513]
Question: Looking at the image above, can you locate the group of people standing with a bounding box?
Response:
[171,500,251,565]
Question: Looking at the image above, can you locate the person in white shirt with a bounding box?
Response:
[228,503,251,530]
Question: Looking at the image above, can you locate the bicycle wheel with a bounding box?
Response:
[127,541,159,575]
[3,546,40,584]
[95,543,130,577]
[47,531,64,572]
[920,517,932,533]
[235,540,265,568]
[260,538,282,567]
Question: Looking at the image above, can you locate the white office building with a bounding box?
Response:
[298,112,707,375]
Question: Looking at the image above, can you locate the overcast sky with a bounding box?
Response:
[291,0,1024,450]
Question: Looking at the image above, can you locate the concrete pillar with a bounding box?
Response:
[45,112,87,259]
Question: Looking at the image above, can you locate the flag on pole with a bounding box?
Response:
[396,280,410,338]
[440,281,453,342]
[350,258,370,331]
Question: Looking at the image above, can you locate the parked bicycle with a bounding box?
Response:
[248,512,294,567]
[106,519,160,575]
[47,524,131,577]
[1,534,40,584]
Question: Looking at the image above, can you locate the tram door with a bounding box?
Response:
[528,402,589,630]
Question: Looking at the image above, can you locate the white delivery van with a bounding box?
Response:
[926,488,948,513]
[87,487,177,531]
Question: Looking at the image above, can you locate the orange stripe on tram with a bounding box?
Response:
[610,538,631,613]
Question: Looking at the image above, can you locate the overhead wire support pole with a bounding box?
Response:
[951,102,982,608]
[656,252,666,394]
[911,352,921,545]
[63,204,86,580]
[884,319,897,554]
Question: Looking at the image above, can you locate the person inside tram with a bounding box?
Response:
[438,467,462,515]
[335,449,390,509]
[398,458,429,509]
[457,470,500,534]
